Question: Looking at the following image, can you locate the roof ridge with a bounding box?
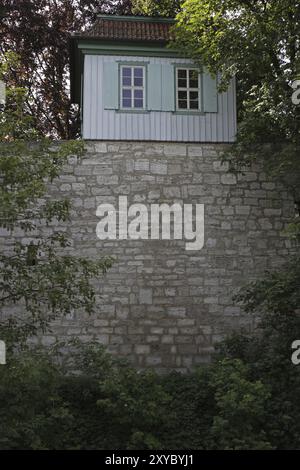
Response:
[72,15,174,42]
[97,15,175,23]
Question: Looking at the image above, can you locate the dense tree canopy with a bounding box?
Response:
[0,54,113,345]
[1,0,299,340]
[174,1,300,190]
[134,2,300,181]
[0,1,132,139]
[134,0,300,233]
[132,0,180,16]
[0,2,300,451]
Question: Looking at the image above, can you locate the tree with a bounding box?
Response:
[132,0,181,16]
[0,340,274,450]
[173,1,300,201]
[0,54,113,345]
[217,257,300,449]
[0,1,133,139]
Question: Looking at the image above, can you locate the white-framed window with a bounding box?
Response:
[176,68,201,111]
[120,65,145,110]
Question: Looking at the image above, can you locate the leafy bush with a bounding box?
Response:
[218,256,300,449]
[0,343,173,450]
[1,256,300,450]
[209,359,272,450]
[0,349,73,450]
[0,341,273,450]
[0,257,299,450]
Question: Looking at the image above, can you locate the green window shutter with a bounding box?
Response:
[203,68,218,113]
[161,64,175,112]
[147,64,162,111]
[103,62,119,110]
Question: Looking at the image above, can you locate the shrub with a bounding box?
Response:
[0,341,274,450]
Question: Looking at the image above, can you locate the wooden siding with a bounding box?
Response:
[83,55,237,142]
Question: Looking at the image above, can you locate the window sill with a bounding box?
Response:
[107,109,207,115]
[172,110,205,116]
[116,109,150,114]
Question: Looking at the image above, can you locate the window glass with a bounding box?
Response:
[123,76,131,86]
[134,76,143,86]
[134,90,143,99]
[121,66,145,109]
[189,70,199,88]
[177,68,200,111]
[122,68,131,78]
[178,100,188,109]
[178,91,187,100]
[189,100,199,109]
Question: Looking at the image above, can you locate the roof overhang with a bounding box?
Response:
[70,15,178,104]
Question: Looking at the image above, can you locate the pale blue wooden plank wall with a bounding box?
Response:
[82,55,237,142]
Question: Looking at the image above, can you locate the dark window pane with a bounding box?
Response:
[178,100,188,109]
[178,79,187,88]
[190,100,199,110]
[134,89,143,99]
[123,89,132,99]
[134,68,143,78]
[178,69,187,78]
[178,90,187,100]
[189,70,198,81]
[134,99,143,108]
[123,76,131,86]
[189,70,199,88]
[122,98,132,108]
[134,77,143,86]
[190,91,198,100]
[189,79,199,88]
[122,67,132,77]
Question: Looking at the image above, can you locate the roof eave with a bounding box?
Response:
[96,14,175,24]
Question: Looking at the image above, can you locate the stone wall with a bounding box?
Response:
[5,141,297,372]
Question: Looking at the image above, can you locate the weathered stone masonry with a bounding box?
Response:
[8,141,297,371]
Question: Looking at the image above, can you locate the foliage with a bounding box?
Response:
[0,342,174,450]
[158,368,215,449]
[173,0,300,202]
[0,348,74,450]
[63,341,173,450]
[234,256,300,316]
[1,0,300,452]
[0,341,274,450]
[0,1,133,139]
[0,54,113,345]
[209,359,272,450]
[2,257,300,452]
[218,256,300,449]
[132,0,181,16]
